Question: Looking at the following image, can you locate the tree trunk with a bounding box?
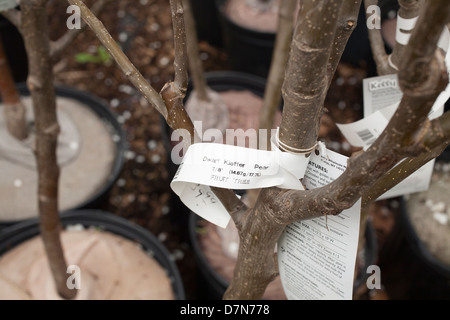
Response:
[20,0,76,300]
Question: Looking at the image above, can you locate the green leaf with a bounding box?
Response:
[75,53,101,64]
[97,46,112,64]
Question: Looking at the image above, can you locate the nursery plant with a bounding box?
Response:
[2,0,450,300]
[0,0,182,300]
[67,0,450,300]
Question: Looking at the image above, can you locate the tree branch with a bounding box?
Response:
[278,0,343,151]
[67,0,244,215]
[50,0,112,59]
[258,0,297,142]
[364,0,393,75]
[170,0,188,92]
[389,0,424,71]
[66,0,168,120]
[327,0,362,85]
[363,110,450,206]
[182,0,208,101]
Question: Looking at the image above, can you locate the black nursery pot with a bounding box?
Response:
[0,84,126,229]
[214,0,276,78]
[188,213,378,300]
[190,0,223,48]
[0,210,185,300]
[0,15,28,82]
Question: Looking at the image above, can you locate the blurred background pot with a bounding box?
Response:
[0,84,126,229]
[0,210,185,300]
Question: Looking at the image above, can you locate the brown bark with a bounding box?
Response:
[182,0,209,101]
[0,33,28,140]
[389,0,424,70]
[20,0,76,300]
[365,0,425,75]
[328,0,362,84]
[258,0,297,144]
[278,0,343,151]
[364,0,393,75]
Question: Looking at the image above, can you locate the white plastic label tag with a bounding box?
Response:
[278,148,361,300]
[0,0,17,11]
[170,134,311,228]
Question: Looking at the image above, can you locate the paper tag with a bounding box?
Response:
[0,0,17,11]
[278,149,361,300]
[170,136,311,228]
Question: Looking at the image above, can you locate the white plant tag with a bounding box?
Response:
[170,135,311,228]
[0,0,17,11]
[278,148,361,300]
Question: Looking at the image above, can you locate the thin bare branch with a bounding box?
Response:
[50,0,112,59]
[170,0,188,92]
[390,0,424,70]
[364,0,393,75]
[182,0,209,101]
[328,0,362,83]
[67,0,168,119]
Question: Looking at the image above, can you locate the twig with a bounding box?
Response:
[67,0,168,120]
[170,0,188,93]
[364,0,392,75]
[50,0,113,59]
[182,0,209,101]
[328,0,363,84]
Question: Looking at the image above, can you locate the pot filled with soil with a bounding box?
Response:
[0,84,126,229]
[0,209,185,300]
[377,152,450,299]
[189,210,377,300]
[214,0,286,78]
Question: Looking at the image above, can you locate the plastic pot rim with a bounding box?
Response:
[0,209,186,300]
[0,83,126,227]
